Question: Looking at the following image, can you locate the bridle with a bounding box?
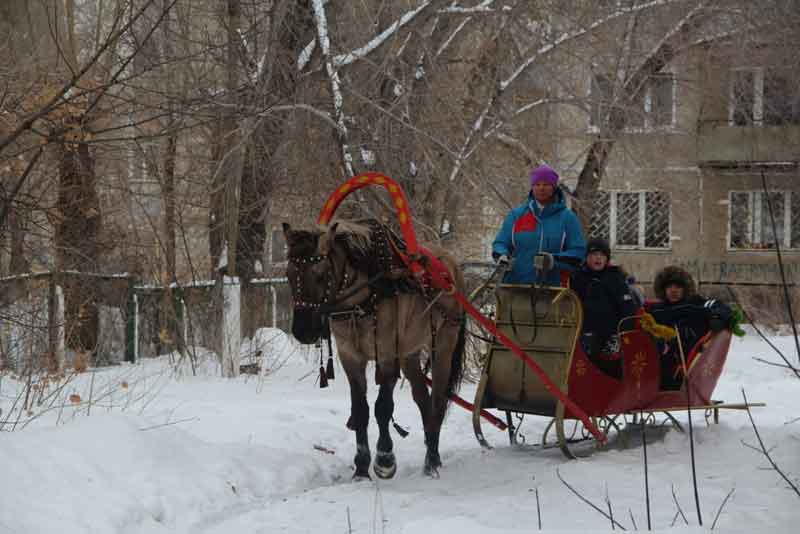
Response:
[289,251,353,312]
[290,244,396,318]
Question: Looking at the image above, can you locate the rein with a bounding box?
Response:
[321,270,390,315]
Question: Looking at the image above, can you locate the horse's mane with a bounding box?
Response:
[320,219,374,262]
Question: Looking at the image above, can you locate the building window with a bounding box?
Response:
[729,190,800,250]
[589,73,675,130]
[590,74,613,129]
[649,74,675,128]
[764,72,800,125]
[128,141,161,218]
[729,68,800,126]
[589,190,671,250]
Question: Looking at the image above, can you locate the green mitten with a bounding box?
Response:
[729,305,746,337]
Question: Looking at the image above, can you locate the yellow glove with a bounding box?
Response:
[640,312,677,340]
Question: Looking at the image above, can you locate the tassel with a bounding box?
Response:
[326,356,335,380]
[326,332,335,380]
[392,417,409,438]
[319,365,329,388]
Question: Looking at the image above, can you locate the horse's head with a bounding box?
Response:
[283,222,342,344]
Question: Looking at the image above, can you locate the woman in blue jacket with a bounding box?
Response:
[492,165,586,286]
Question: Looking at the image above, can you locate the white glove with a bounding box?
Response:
[533,252,554,272]
[496,254,511,268]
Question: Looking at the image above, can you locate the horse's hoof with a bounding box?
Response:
[352,471,372,482]
[425,452,442,470]
[423,464,440,479]
[374,451,397,479]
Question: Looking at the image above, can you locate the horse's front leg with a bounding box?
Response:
[373,364,399,479]
[342,355,371,480]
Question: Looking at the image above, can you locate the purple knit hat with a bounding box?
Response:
[530,165,559,187]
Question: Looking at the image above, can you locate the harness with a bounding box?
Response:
[290,222,461,388]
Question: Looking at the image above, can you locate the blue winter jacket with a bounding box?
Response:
[492,188,587,285]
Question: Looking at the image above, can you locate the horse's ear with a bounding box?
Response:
[319,222,339,255]
[282,222,293,241]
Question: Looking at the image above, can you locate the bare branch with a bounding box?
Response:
[0,0,161,155]
[711,487,736,530]
[741,389,800,498]
[556,469,628,530]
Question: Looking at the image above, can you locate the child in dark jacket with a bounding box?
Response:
[569,238,640,378]
[645,265,733,389]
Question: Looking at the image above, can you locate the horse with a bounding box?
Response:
[283,219,466,479]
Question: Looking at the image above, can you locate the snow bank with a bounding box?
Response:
[1,328,797,533]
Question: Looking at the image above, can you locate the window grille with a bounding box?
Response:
[645,191,671,248]
[616,192,640,246]
[729,192,751,248]
[761,191,785,246]
[792,192,800,249]
[728,190,799,250]
[589,190,671,250]
[588,191,611,243]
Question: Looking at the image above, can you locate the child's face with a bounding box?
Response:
[586,251,608,271]
[665,283,685,303]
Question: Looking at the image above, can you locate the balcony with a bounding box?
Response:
[697,122,800,165]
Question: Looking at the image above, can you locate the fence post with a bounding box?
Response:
[170,287,185,351]
[222,276,241,377]
[125,280,138,363]
[54,284,65,370]
[269,283,277,328]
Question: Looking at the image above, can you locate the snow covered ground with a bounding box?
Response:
[1,327,798,534]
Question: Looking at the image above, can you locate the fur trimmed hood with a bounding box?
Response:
[653,265,696,300]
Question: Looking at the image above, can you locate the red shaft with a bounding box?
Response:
[422,376,508,431]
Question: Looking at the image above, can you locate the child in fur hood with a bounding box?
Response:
[646,265,733,389]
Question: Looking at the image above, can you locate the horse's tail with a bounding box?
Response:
[444,314,467,412]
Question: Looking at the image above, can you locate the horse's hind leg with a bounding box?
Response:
[402,352,442,477]
[425,323,461,477]
[342,356,371,480]
[373,363,399,479]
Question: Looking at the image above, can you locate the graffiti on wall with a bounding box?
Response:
[621,258,799,285]
[677,259,800,284]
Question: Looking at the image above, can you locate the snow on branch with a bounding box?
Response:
[297,39,316,71]
[311,0,354,175]
[438,0,496,14]
[298,1,496,71]
[333,1,434,68]
[501,0,687,91]
[436,16,473,57]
